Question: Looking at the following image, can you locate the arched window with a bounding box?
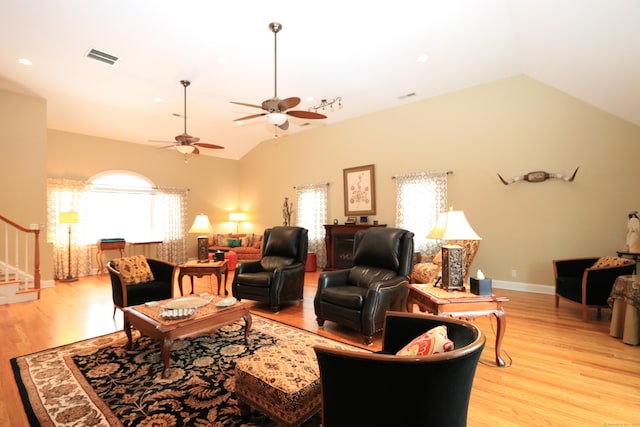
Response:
[47,171,188,278]
[87,171,161,243]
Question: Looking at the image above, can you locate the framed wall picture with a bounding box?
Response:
[343,164,376,216]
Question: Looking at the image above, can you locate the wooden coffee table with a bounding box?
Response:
[178,259,229,295]
[406,283,509,367]
[123,296,252,378]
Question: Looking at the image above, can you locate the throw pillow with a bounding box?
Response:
[592,256,630,269]
[396,325,454,356]
[112,255,154,285]
[228,238,242,248]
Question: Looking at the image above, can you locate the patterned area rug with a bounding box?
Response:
[11,315,362,426]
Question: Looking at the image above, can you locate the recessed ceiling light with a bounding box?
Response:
[153,97,164,103]
[235,121,243,125]
[18,58,32,66]
[417,54,430,63]
[218,56,230,64]
[306,96,314,101]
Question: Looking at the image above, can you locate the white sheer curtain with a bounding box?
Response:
[156,188,188,264]
[295,183,328,268]
[394,171,448,256]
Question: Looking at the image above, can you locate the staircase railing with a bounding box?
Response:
[0,214,41,297]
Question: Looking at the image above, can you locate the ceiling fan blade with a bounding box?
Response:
[156,144,176,150]
[194,142,224,150]
[192,146,200,155]
[286,110,327,120]
[278,120,289,130]
[234,113,267,122]
[230,101,264,110]
[149,139,175,144]
[277,97,301,111]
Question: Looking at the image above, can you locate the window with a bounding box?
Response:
[295,183,328,267]
[47,171,188,278]
[87,172,163,243]
[395,172,448,255]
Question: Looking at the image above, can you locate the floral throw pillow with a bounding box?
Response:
[396,325,454,356]
[592,256,630,269]
[112,255,155,285]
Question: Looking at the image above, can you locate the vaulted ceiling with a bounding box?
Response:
[1,1,638,160]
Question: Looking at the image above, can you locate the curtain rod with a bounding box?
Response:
[293,182,330,189]
[391,170,453,179]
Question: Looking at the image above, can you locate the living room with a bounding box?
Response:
[1,2,640,425]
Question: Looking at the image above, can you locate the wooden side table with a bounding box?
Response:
[96,239,126,275]
[178,260,229,296]
[406,283,509,367]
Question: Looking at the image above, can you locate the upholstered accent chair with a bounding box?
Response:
[107,256,176,316]
[232,226,308,312]
[314,227,414,345]
[314,311,485,427]
[411,239,480,284]
[553,256,635,321]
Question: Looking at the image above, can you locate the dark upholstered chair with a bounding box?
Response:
[553,256,635,321]
[314,311,485,427]
[107,257,175,316]
[314,227,414,344]
[232,226,308,312]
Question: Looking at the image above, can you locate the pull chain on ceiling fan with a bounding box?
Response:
[231,22,327,131]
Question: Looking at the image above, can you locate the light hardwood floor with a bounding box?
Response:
[1,270,639,426]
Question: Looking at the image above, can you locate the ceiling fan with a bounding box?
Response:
[153,80,224,155]
[231,22,326,131]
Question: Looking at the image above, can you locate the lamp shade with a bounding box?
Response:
[228,212,247,222]
[266,112,287,126]
[59,211,79,224]
[427,210,481,241]
[176,144,195,155]
[189,214,213,234]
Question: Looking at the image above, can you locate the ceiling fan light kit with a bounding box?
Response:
[231,22,327,132]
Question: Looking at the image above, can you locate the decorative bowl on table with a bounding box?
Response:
[159,307,196,320]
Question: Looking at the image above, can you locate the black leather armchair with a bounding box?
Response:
[553,256,635,321]
[314,227,414,344]
[314,311,485,427]
[232,226,308,312]
[107,257,175,315]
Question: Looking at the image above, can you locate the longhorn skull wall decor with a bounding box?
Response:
[497,167,579,185]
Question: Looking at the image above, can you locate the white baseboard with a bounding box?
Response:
[492,279,554,295]
[42,279,55,289]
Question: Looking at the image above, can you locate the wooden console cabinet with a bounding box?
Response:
[323,224,386,270]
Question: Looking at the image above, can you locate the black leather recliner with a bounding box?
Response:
[232,226,308,312]
[314,227,414,344]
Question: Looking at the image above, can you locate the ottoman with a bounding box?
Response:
[234,343,321,427]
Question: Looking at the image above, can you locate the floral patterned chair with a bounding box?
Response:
[411,240,480,285]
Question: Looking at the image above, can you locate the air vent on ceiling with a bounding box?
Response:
[86,48,119,66]
[398,92,416,100]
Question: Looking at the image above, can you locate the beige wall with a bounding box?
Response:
[0,89,51,279]
[240,76,640,287]
[3,75,640,288]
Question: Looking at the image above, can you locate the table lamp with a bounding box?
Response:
[228,212,246,233]
[189,214,213,263]
[427,209,481,291]
[59,211,79,282]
